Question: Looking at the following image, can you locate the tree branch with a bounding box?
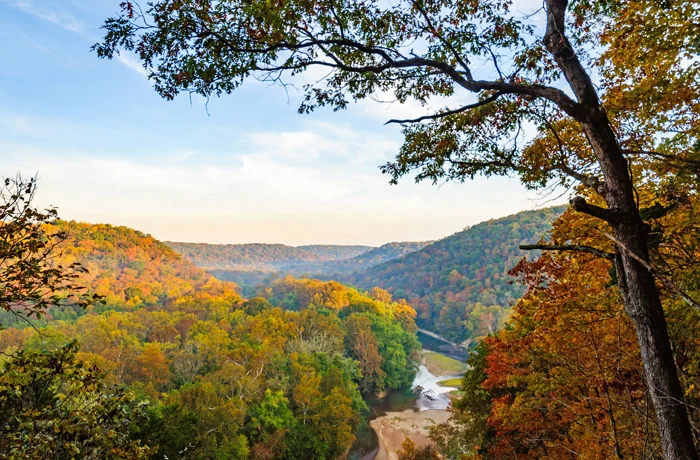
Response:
[623,150,700,168]
[570,196,621,223]
[203,21,583,118]
[520,244,615,260]
[596,229,700,313]
[543,0,600,107]
[384,92,504,125]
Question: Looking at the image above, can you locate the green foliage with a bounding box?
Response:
[250,389,296,436]
[422,351,468,376]
[436,377,461,387]
[0,221,422,459]
[0,341,151,459]
[449,340,496,455]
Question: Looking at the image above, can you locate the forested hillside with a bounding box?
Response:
[166,241,429,276]
[345,241,432,267]
[163,242,331,270]
[349,207,565,342]
[296,245,372,260]
[0,221,234,328]
[169,241,431,294]
[168,209,562,345]
[0,219,421,458]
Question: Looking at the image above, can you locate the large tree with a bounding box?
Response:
[94,0,700,457]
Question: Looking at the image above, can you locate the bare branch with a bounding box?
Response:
[384,92,504,125]
[623,150,700,168]
[597,229,700,312]
[570,196,621,223]
[520,243,615,260]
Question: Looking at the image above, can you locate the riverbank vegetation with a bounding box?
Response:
[436,378,462,388]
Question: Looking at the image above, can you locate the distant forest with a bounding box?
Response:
[167,207,564,344]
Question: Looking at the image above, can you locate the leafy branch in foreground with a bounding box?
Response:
[0,341,152,459]
[0,174,99,328]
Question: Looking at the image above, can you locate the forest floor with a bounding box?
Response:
[422,350,468,376]
[370,408,451,460]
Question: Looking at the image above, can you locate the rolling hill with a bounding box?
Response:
[163,241,376,271]
[164,240,430,278]
[0,220,241,328]
[347,206,565,342]
[297,244,373,260]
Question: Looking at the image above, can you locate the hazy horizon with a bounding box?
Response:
[1,0,565,246]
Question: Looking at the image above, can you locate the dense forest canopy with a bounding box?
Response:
[350,207,564,342]
[0,217,421,458]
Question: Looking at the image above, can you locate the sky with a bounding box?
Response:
[0,0,562,246]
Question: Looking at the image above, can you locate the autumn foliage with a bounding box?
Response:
[0,220,421,458]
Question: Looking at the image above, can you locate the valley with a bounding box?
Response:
[0,207,557,459]
[167,206,564,346]
[4,1,698,457]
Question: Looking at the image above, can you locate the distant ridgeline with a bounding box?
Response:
[166,207,565,344]
[0,221,421,458]
[164,240,433,294]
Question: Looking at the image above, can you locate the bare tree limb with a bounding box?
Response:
[570,196,621,223]
[623,150,700,168]
[385,92,504,125]
[520,243,615,260]
[597,229,700,312]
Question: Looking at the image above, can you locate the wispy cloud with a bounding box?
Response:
[247,120,399,166]
[4,0,83,33]
[2,0,147,77]
[115,53,149,77]
[0,133,553,245]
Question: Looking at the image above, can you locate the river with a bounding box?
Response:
[347,335,466,459]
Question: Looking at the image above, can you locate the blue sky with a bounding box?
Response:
[0,0,559,246]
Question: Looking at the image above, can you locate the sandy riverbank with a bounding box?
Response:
[370,409,451,460]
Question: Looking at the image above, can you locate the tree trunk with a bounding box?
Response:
[580,111,698,459]
[580,108,697,460]
[542,0,699,456]
[613,222,698,460]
